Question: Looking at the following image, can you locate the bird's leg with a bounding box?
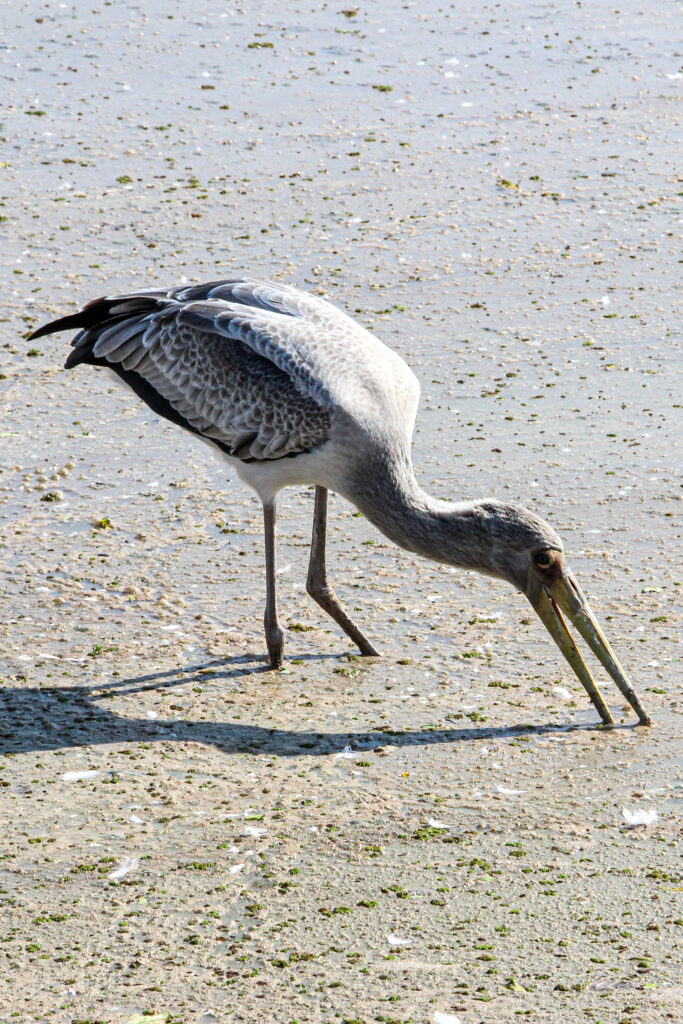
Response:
[263,501,284,668]
[306,486,380,657]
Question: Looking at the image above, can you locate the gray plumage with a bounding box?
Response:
[29,276,653,728]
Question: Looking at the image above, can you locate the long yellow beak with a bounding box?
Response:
[529,571,653,727]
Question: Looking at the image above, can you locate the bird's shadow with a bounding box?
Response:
[1,653,614,758]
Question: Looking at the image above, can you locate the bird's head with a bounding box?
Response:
[468,501,652,727]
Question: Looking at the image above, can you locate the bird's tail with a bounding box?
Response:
[28,292,171,341]
[27,292,173,368]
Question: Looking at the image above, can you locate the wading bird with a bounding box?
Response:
[30,278,652,727]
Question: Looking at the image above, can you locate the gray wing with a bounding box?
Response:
[33,277,420,460]
[49,280,340,461]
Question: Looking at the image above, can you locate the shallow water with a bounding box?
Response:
[0,2,680,1022]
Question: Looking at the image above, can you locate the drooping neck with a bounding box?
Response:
[344,453,491,573]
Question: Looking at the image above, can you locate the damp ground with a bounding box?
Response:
[0,2,680,1023]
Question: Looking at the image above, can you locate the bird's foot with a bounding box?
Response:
[267,647,284,669]
[265,628,284,670]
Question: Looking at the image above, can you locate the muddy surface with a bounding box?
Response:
[0,2,680,1023]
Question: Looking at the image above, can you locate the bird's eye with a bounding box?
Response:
[535,552,552,568]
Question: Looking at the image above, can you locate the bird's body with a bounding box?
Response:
[63,279,419,504]
[30,276,653,727]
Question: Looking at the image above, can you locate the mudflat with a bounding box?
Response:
[0,2,680,1023]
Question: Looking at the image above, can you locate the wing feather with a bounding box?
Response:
[31,276,420,462]
[90,303,330,460]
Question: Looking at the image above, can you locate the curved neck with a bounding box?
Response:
[345,454,489,572]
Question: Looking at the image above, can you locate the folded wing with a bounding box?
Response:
[32,279,340,462]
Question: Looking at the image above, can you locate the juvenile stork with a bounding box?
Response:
[30,277,652,727]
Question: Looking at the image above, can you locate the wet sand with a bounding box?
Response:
[0,2,680,1022]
